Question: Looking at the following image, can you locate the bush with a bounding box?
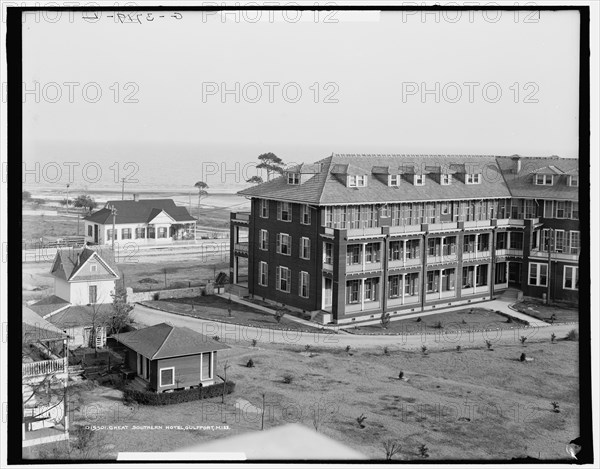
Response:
[434,321,443,329]
[123,381,235,406]
[152,292,160,301]
[246,359,255,368]
[282,373,294,384]
[251,339,258,347]
[565,329,578,341]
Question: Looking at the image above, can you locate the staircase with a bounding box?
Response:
[311,310,332,325]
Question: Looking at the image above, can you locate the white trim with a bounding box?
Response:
[159,366,175,387]
[528,262,548,287]
[147,209,177,224]
[563,265,578,290]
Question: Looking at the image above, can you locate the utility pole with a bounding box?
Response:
[121,178,126,200]
[66,184,70,213]
[109,204,118,252]
[546,228,553,305]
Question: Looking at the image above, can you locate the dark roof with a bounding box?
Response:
[22,306,67,342]
[84,199,195,225]
[47,304,114,329]
[112,323,230,360]
[239,154,579,205]
[51,246,119,282]
[29,295,70,318]
[496,156,579,200]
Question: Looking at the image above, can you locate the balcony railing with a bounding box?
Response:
[462,251,491,261]
[23,358,68,378]
[346,262,382,273]
[427,253,458,264]
[428,222,459,232]
[389,224,423,234]
[464,220,492,229]
[234,243,249,253]
[529,250,579,261]
[496,218,525,227]
[495,248,524,257]
[347,226,382,238]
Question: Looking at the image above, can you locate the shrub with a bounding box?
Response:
[565,329,578,341]
[551,401,560,413]
[123,381,236,406]
[282,374,294,384]
[246,359,255,368]
[383,346,390,356]
[213,335,220,342]
[419,444,429,458]
[551,333,556,343]
[356,413,367,428]
[485,340,493,350]
[398,371,404,380]
[456,345,462,353]
[434,321,443,329]
[251,339,258,347]
[152,292,160,301]
[416,317,422,322]
[505,316,513,323]
[520,336,527,346]
[421,345,428,355]
[345,345,351,353]
[519,352,527,362]
[304,344,311,352]
[382,439,402,460]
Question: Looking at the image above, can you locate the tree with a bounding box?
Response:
[108,286,134,335]
[194,181,209,217]
[383,439,402,460]
[73,195,97,213]
[256,153,284,181]
[246,175,263,184]
[22,190,31,201]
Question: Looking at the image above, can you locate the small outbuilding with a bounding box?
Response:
[112,323,229,392]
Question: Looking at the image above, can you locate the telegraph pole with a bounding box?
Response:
[546,228,553,304]
[121,178,126,200]
[109,204,118,252]
[66,184,70,213]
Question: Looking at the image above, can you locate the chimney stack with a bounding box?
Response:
[511,155,522,174]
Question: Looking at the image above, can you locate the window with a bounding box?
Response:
[572,202,579,220]
[276,233,291,255]
[122,228,132,240]
[89,285,97,304]
[278,202,292,222]
[563,266,578,290]
[147,225,155,238]
[299,271,309,298]
[569,175,579,187]
[260,199,269,218]
[389,175,400,186]
[276,266,291,292]
[364,243,380,263]
[466,173,481,184]
[389,275,401,298]
[555,230,565,252]
[524,200,537,219]
[260,230,269,250]
[259,262,268,286]
[106,229,117,241]
[496,232,507,250]
[158,227,168,238]
[389,241,402,261]
[201,352,212,380]
[135,227,146,239]
[462,266,474,288]
[441,174,452,185]
[301,205,311,225]
[427,271,438,292]
[287,172,300,185]
[364,279,378,301]
[300,237,311,260]
[405,272,419,295]
[324,242,333,265]
[528,262,548,286]
[535,174,553,185]
[414,174,425,186]
[346,280,360,303]
[554,201,566,218]
[160,367,174,387]
[510,232,523,250]
[347,245,361,265]
[569,231,580,255]
[90,264,98,273]
[441,203,450,215]
[477,234,489,252]
[87,225,93,236]
[476,265,488,286]
[348,175,367,187]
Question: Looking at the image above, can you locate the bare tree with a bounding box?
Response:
[216,360,231,404]
[382,439,402,460]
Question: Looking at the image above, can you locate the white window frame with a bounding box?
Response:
[90,264,98,273]
[414,174,425,186]
[259,261,268,287]
[299,271,309,298]
[278,202,292,222]
[554,229,565,252]
[277,233,291,256]
[569,175,579,187]
[324,242,333,265]
[260,199,269,218]
[276,266,291,293]
[159,367,175,387]
[300,237,310,260]
[259,229,269,251]
[528,262,548,287]
[389,175,400,186]
[569,231,580,255]
[441,174,452,185]
[466,173,481,184]
[535,174,553,185]
[301,204,311,225]
[200,352,213,380]
[287,172,300,185]
[563,265,578,290]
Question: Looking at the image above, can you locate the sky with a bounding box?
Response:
[20,8,581,191]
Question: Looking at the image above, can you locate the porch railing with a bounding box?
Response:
[23,358,68,378]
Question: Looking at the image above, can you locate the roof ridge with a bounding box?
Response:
[152,323,175,359]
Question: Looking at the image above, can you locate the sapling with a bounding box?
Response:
[356,414,367,428]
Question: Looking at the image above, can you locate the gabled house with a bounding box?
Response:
[83,197,196,245]
[112,323,230,392]
[30,246,121,347]
[22,306,70,447]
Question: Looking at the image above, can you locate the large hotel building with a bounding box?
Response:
[230,154,580,324]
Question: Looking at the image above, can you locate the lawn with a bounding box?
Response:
[142,295,325,333]
[22,213,83,245]
[512,299,579,323]
[25,338,579,461]
[350,308,524,335]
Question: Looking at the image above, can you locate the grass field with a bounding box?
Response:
[26,338,579,461]
[350,308,524,335]
[512,299,579,323]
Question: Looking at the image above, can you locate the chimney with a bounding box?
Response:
[511,155,521,174]
[133,193,139,201]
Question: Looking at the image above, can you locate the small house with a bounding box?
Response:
[112,323,230,392]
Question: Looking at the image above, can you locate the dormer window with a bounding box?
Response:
[441,174,452,185]
[569,175,579,187]
[389,175,400,187]
[414,174,425,186]
[287,173,300,185]
[466,173,481,184]
[348,175,367,187]
[535,174,553,185]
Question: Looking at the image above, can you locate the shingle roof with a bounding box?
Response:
[51,247,119,282]
[496,156,579,200]
[22,306,68,342]
[239,154,579,205]
[29,295,70,318]
[84,199,195,225]
[47,304,114,329]
[112,323,230,360]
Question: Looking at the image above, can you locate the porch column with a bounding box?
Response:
[507,232,511,251]
[401,273,406,304]
[474,233,479,259]
[403,239,407,266]
[506,261,510,283]
[440,236,445,260]
[360,278,365,311]
[473,265,478,294]
[362,243,367,271]
[487,263,492,292]
[439,268,443,299]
